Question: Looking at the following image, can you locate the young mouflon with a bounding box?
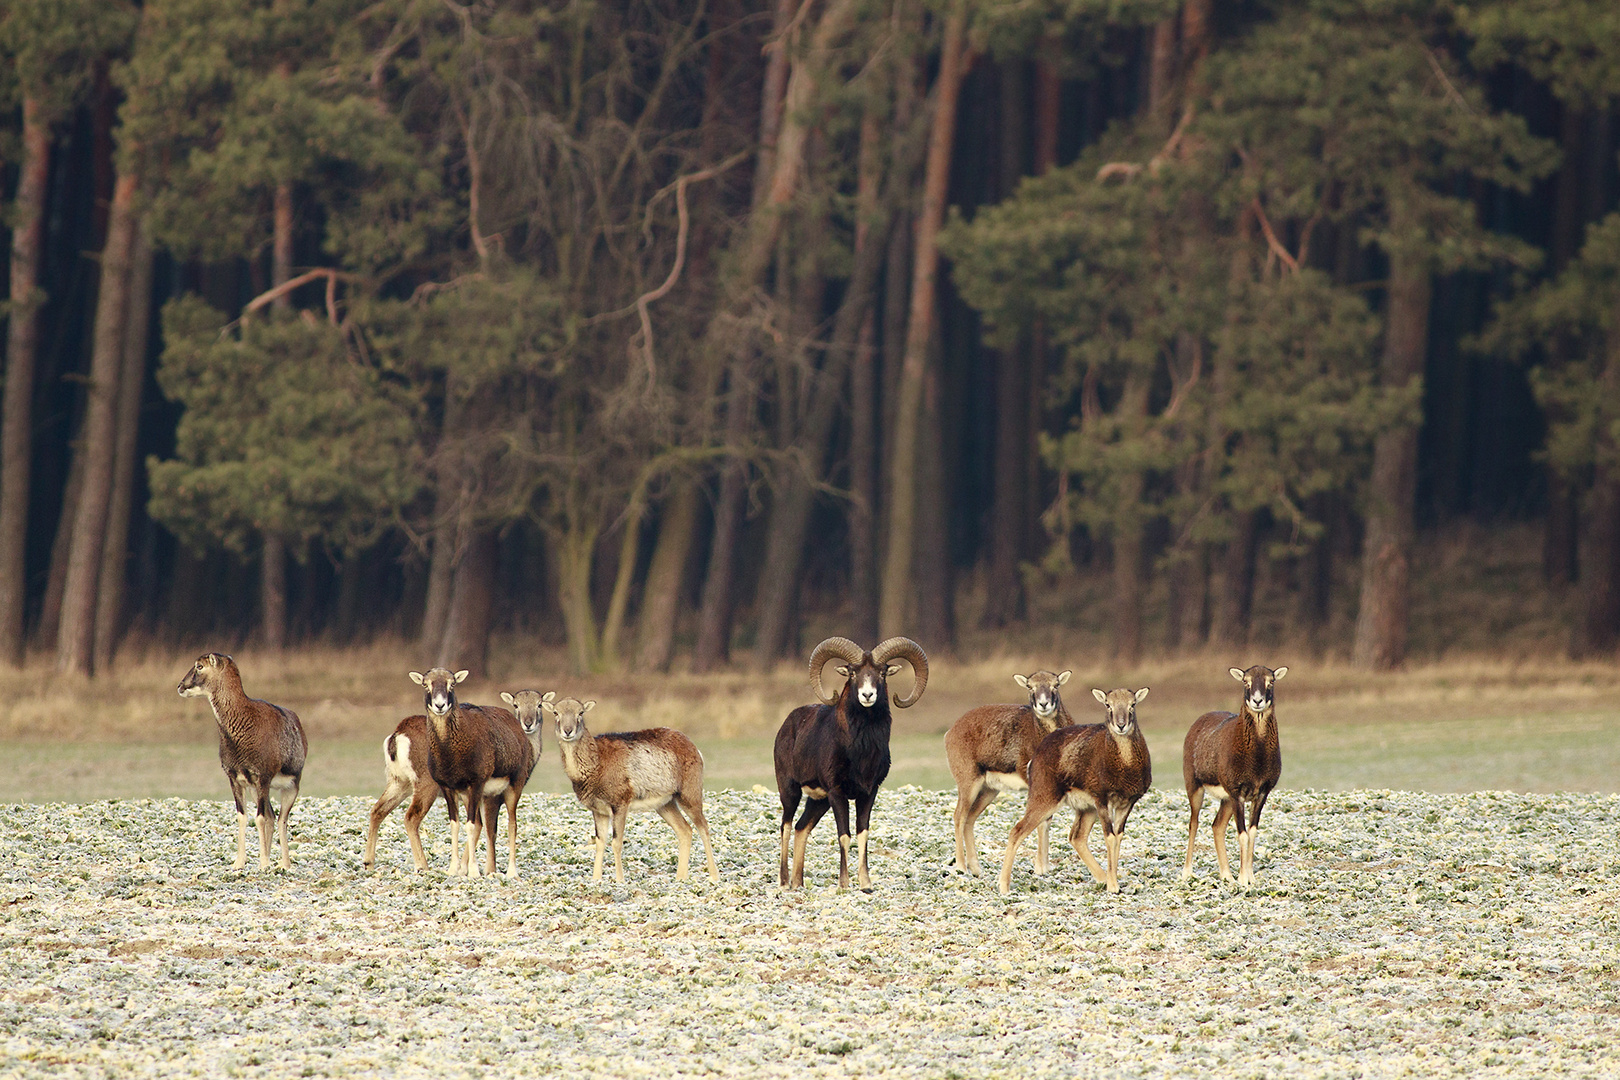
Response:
[1181,664,1286,886]
[999,687,1151,896]
[178,653,307,871]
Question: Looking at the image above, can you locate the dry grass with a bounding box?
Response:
[2,519,1613,799]
[1,634,1617,800]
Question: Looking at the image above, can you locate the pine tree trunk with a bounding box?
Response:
[58,170,140,676]
[1111,374,1151,664]
[849,310,880,645]
[1575,306,1620,657]
[1353,252,1431,670]
[1211,509,1260,648]
[92,218,154,670]
[261,535,288,650]
[754,109,894,662]
[256,182,296,650]
[983,62,1029,630]
[1544,105,1588,586]
[553,524,600,675]
[636,479,700,670]
[0,96,50,666]
[848,109,884,647]
[438,529,499,675]
[693,375,751,672]
[880,3,969,638]
[420,383,467,652]
[37,453,83,650]
[915,362,955,651]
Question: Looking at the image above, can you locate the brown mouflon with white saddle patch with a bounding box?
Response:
[1181,664,1286,887]
[178,653,307,871]
[408,667,537,878]
[945,668,1073,878]
[999,687,1151,896]
[545,697,718,884]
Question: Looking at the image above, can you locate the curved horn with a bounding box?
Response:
[808,637,868,705]
[871,637,929,708]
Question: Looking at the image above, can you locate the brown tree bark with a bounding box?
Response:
[635,479,700,670]
[420,382,467,654]
[57,170,140,675]
[692,369,752,672]
[92,218,154,670]
[1544,105,1588,586]
[880,3,969,637]
[1210,509,1260,648]
[754,101,895,661]
[258,181,296,651]
[437,528,499,676]
[37,452,83,650]
[982,62,1030,629]
[1575,304,1620,657]
[0,96,50,665]
[1353,251,1432,670]
[1111,374,1151,664]
[914,359,955,651]
[848,109,884,647]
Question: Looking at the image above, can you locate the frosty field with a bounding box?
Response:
[1,787,1617,1078]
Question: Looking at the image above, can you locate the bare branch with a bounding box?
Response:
[1425,47,1473,113]
[1250,197,1300,274]
[632,152,752,385]
[240,269,364,320]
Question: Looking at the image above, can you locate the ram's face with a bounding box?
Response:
[840,662,883,708]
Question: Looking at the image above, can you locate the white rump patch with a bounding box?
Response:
[482,778,511,797]
[1201,785,1230,803]
[1063,790,1099,812]
[983,771,1027,794]
[801,786,828,800]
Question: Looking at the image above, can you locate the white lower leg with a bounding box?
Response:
[855,829,871,889]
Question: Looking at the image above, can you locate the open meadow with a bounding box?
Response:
[1,636,1619,1076]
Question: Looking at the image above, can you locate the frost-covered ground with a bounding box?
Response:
[1,787,1617,1078]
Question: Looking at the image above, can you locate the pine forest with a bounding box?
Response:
[2,0,1619,677]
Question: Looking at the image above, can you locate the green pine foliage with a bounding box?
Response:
[1480,212,1620,477]
[147,297,424,559]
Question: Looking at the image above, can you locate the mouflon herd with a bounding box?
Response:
[177,644,1287,892]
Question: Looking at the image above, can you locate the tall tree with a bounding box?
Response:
[92,219,154,669]
[0,0,135,665]
[880,0,970,640]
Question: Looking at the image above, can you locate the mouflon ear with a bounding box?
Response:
[1134,687,1150,703]
[1013,674,1031,690]
[500,692,516,707]
[453,669,470,684]
[1273,666,1288,680]
[1092,688,1109,704]
[582,700,596,712]
[1229,667,1245,681]
[542,691,557,702]
[409,671,426,686]
[1056,670,1072,686]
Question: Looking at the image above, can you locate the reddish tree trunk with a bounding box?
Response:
[0,96,50,665]
[93,219,155,669]
[58,170,140,675]
[437,529,499,676]
[1575,306,1620,657]
[1353,252,1431,670]
[880,4,969,637]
